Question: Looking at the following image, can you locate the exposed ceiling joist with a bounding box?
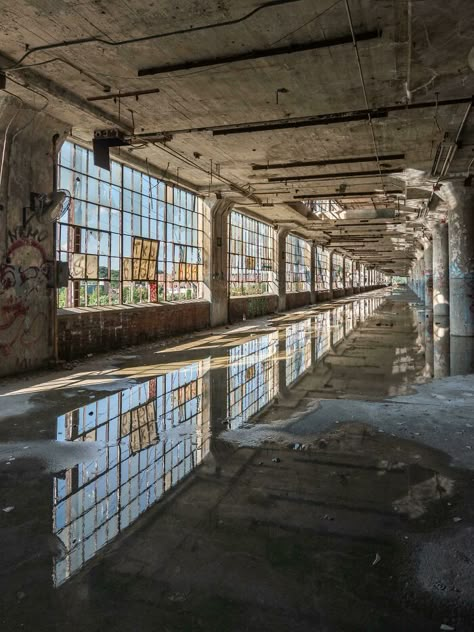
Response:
[268,168,399,182]
[252,153,405,170]
[134,95,472,139]
[293,189,402,199]
[138,31,380,76]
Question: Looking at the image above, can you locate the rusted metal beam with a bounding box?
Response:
[138,31,380,76]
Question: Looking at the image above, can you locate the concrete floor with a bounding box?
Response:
[1,288,473,631]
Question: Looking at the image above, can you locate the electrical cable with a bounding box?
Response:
[0,91,24,194]
[149,141,262,204]
[344,0,386,195]
[269,0,342,46]
[0,0,304,71]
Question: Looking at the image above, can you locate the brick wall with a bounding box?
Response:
[229,294,278,323]
[316,290,332,302]
[57,301,210,361]
[285,291,311,311]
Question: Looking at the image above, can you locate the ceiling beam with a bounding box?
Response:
[134,95,472,138]
[137,31,380,76]
[268,168,399,182]
[293,189,402,199]
[252,153,405,170]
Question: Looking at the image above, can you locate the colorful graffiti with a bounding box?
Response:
[0,238,49,357]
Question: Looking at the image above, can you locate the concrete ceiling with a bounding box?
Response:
[1,0,474,274]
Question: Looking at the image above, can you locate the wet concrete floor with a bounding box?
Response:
[0,287,473,631]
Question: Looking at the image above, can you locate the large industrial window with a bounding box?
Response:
[286,234,311,293]
[332,253,344,289]
[53,361,209,586]
[228,211,276,296]
[227,333,279,428]
[57,141,205,307]
[315,245,330,291]
[345,257,352,287]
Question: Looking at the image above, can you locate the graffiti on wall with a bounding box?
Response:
[0,237,50,358]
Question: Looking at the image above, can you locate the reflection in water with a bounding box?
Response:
[286,319,312,386]
[315,311,331,360]
[434,318,450,378]
[331,306,345,346]
[227,332,279,428]
[50,292,400,587]
[53,361,210,586]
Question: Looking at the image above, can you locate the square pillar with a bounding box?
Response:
[0,96,68,376]
[209,200,233,327]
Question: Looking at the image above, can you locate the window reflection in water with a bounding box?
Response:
[314,311,331,360]
[53,360,210,586]
[286,319,312,386]
[227,332,279,428]
[331,306,345,346]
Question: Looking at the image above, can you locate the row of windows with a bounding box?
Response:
[57,142,384,308]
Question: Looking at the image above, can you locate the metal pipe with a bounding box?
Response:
[133,96,473,138]
[138,31,380,76]
[252,153,405,170]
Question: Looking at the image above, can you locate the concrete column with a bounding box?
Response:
[344,257,353,296]
[0,96,68,376]
[448,184,474,336]
[310,241,316,304]
[432,222,449,317]
[329,251,335,297]
[450,334,474,375]
[424,312,434,378]
[277,228,289,312]
[353,261,360,294]
[433,317,450,378]
[209,199,233,327]
[424,240,433,311]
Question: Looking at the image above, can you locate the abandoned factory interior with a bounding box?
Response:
[1,0,474,630]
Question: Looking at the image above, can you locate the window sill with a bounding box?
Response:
[229,293,277,300]
[57,298,210,316]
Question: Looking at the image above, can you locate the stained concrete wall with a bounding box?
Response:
[0,97,68,376]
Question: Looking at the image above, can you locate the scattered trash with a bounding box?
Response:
[258,461,264,466]
[318,439,328,449]
[167,592,189,603]
[323,514,334,521]
[440,625,455,631]
[86,353,93,358]
[2,506,15,513]
[372,553,381,566]
[272,457,281,463]
[292,443,301,450]
[453,517,462,523]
